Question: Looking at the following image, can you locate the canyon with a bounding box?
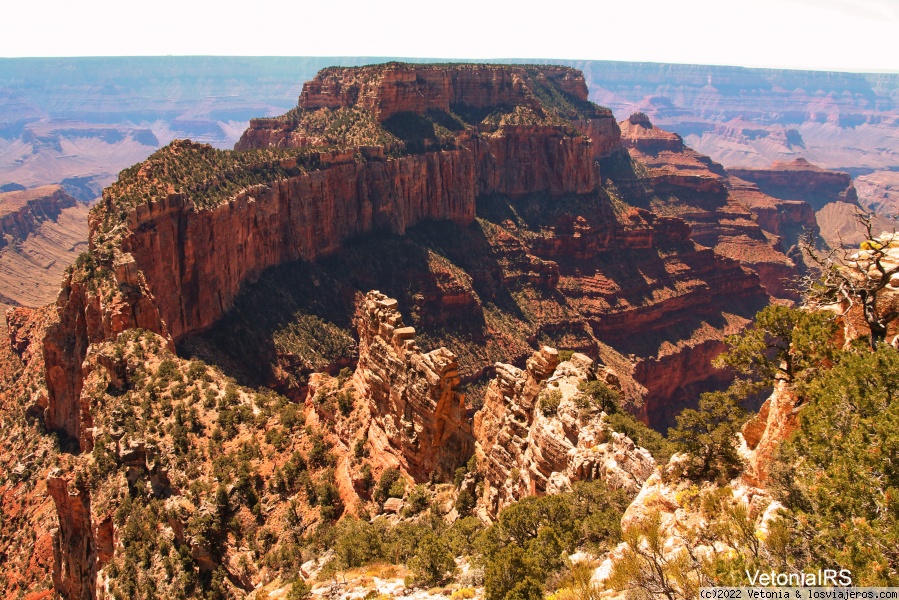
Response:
[0,185,89,314]
[0,62,877,599]
[4,58,897,326]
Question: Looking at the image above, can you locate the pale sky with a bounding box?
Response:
[3,0,899,72]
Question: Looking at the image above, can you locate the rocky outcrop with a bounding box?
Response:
[740,380,801,486]
[619,113,685,154]
[42,259,166,450]
[474,348,655,517]
[46,471,97,600]
[355,291,473,482]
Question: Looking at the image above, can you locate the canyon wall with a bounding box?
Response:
[41,64,608,449]
[620,113,809,302]
[0,186,90,313]
[0,186,79,247]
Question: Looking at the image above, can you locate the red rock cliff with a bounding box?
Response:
[354,291,473,481]
[238,63,620,160]
[41,65,614,447]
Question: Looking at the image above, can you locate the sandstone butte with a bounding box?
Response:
[0,63,837,599]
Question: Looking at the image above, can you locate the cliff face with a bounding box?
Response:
[122,147,479,341]
[354,291,473,481]
[0,185,79,248]
[727,158,873,248]
[293,64,588,120]
[0,186,90,313]
[46,472,97,600]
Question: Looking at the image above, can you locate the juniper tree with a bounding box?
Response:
[801,212,899,349]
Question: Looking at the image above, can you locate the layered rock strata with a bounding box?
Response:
[354,291,474,481]
[238,63,620,158]
[0,185,79,248]
[728,158,858,212]
[620,113,806,301]
[474,348,655,517]
[0,185,90,313]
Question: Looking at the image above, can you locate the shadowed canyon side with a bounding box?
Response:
[2,63,827,598]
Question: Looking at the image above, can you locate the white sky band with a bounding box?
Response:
[2,0,898,72]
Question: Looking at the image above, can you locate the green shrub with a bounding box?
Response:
[668,391,746,482]
[404,485,430,516]
[373,467,404,503]
[407,533,455,587]
[308,433,334,468]
[538,390,562,416]
[455,488,476,517]
[316,476,344,521]
[334,518,384,569]
[156,359,183,384]
[286,578,311,600]
[280,403,305,430]
[576,380,619,413]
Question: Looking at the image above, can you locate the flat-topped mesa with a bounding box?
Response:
[238,63,621,159]
[727,158,858,211]
[354,291,473,482]
[298,63,575,119]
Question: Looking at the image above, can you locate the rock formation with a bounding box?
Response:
[354,291,473,481]
[474,348,654,517]
[620,113,806,301]
[740,379,800,486]
[46,472,97,600]
[728,159,876,247]
[238,63,620,158]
